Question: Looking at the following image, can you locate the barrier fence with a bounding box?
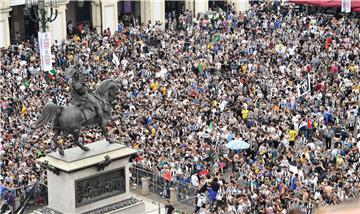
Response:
[130,166,197,212]
[0,182,48,213]
[0,167,197,213]
[1,165,317,214]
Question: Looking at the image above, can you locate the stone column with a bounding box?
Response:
[150,0,165,25]
[140,0,165,26]
[232,0,250,12]
[195,0,208,17]
[101,0,118,34]
[141,177,149,195]
[91,0,102,33]
[46,0,69,43]
[185,0,195,13]
[169,187,177,203]
[140,0,147,24]
[0,1,11,48]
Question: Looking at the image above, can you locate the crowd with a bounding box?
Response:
[1,1,360,213]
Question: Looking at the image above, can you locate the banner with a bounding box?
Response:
[289,0,360,12]
[342,0,351,13]
[299,74,312,96]
[112,52,120,66]
[38,32,53,71]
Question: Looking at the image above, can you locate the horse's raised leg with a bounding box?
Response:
[73,131,90,151]
[100,125,114,144]
[51,130,64,156]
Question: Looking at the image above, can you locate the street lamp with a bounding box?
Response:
[24,0,59,32]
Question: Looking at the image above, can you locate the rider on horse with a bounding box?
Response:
[67,66,107,126]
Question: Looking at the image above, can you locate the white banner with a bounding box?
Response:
[341,0,351,13]
[112,52,120,66]
[38,32,53,71]
[298,74,312,96]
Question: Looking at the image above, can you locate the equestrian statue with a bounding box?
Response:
[34,66,120,156]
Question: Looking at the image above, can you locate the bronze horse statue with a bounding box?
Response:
[34,79,120,156]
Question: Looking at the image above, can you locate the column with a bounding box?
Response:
[140,0,148,24]
[195,0,208,17]
[46,0,69,43]
[91,0,101,33]
[185,0,195,14]
[0,0,11,48]
[140,0,165,26]
[150,0,165,25]
[101,0,118,34]
[232,0,250,12]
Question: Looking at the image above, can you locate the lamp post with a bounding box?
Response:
[24,0,59,32]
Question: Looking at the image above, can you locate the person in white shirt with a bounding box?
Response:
[191,172,200,187]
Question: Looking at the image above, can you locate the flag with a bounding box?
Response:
[49,69,57,75]
[48,69,57,79]
[298,74,312,96]
[112,52,120,67]
[56,94,66,106]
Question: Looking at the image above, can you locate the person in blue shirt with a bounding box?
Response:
[118,21,124,34]
[323,111,332,125]
[290,174,299,190]
[227,132,234,142]
[275,19,282,30]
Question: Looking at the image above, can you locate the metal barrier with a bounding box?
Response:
[1,167,196,213]
[174,180,197,207]
[0,182,48,213]
[130,166,197,210]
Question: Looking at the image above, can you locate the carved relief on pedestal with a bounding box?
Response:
[75,168,126,207]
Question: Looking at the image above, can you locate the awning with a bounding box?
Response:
[289,0,360,12]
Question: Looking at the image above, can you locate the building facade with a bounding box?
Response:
[0,0,249,48]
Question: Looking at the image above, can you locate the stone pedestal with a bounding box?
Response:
[37,140,144,214]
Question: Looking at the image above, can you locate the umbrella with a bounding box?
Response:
[225,139,250,150]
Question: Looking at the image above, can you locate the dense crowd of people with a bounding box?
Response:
[1,1,360,213]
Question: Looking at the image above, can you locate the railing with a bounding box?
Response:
[1,168,318,214]
[15,181,40,214]
[0,167,196,213]
[130,166,197,212]
[0,182,48,214]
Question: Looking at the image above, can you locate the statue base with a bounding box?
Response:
[37,140,144,214]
